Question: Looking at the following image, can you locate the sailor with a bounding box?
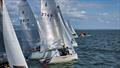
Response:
[61,45,70,56]
[31,46,41,52]
[65,47,70,55]
[36,46,41,51]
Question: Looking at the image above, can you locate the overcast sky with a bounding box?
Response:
[5,0,120,29]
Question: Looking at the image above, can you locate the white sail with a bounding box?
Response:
[41,0,63,50]
[65,21,78,47]
[3,0,28,68]
[56,6,78,47]
[68,21,78,38]
[56,7,77,56]
[18,0,41,54]
[55,6,78,40]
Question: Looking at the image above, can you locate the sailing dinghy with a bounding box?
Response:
[30,0,78,64]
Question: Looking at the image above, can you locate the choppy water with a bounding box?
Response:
[0,30,120,68]
[27,30,120,68]
[75,30,120,68]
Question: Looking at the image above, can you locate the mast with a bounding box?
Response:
[3,0,28,68]
[0,0,2,32]
[0,0,2,13]
[57,6,74,42]
[57,7,78,39]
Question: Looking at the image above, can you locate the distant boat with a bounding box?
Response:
[80,32,86,37]
[80,32,91,37]
[3,0,28,68]
[29,0,78,64]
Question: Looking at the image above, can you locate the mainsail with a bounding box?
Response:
[3,0,28,68]
[40,0,64,50]
[18,0,41,56]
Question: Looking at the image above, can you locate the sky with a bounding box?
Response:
[5,0,120,29]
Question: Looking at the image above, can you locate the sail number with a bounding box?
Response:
[41,12,53,17]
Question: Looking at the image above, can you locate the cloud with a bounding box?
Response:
[55,0,108,20]
[77,3,105,9]
[55,0,89,19]
[99,12,109,16]
[5,0,120,29]
[5,0,40,24]
[80,10,87,14]
[6,0,102,20]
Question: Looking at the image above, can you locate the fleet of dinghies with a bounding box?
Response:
[1,0,79,66]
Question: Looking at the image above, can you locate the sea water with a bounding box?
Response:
[0,30,120,68]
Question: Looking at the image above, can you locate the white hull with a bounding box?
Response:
[29,51,45,60]
[39,53,78,64]
[72,42,78,47]
[49,53,78,64]
[30,52,78,64]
